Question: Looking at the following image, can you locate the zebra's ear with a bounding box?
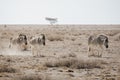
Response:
[19,34,22,36]
[24,35,27,40]
[105,38,108,42]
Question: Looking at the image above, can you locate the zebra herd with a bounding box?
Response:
[9,34,45,56]
[9,33,109,57]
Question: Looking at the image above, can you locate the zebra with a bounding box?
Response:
[29,34,45,56]
[88,34,109,57]
[9,34,28,50]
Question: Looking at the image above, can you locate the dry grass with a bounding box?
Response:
[118,66,120,74]
[44,58,107,69]
[0,25,119,80]
[114,33,120,41]
[117,77,120,80]
[16,75,43,80]
[15,75,43,80]
[107,31,120,36]
[0,64,17,73]
[60,53,76,58]
[68,53,76,57]
[15,74,51,80]
[47,34,64,41]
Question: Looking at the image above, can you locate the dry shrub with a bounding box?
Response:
[1,32,11,39]
[107,31,119,36]
[114,33,120,41]
[16,75,42,80]
[65,36,76,41]
[34,54,46,58]
[15,74,50,80]
[0,64,16,73]
[68,53,76,57]
[44,58,106,69]
[77,43,82,46]
[44,61,57,67]
[60,55,67,58]
[29,64,47,71]
[36,65,47,71]
[60,53,76,58]
[47,34,64,41]
[117,77,120,80]
[72,33,81,36]
[118,66,120,74]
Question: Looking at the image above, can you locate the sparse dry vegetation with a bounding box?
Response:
[47,34,64,41]
[107,31,120,36]
[0,25,120,80]
[15,74,50,80]
[0,64,17,73]
[44,58,107,69]
[68,53,76,57]
[60,53,76,58]
[114,33,120,41]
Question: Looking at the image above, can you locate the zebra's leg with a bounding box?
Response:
[32,50,34,56]
[9,38,12,48]
[99,46,103,57]
[99,50,103,57]
[36,50,39,56]
[37,46,40,57]
[9,44,11,48]
[32,47,35,57]
[92,48,95,57]
[88,47,92,57]
[88,47,90,57]
[96,49,100,57]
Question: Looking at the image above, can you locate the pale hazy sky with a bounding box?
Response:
[0,0,120,24]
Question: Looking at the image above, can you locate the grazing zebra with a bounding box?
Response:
[29,34,45,56]
[9,34,28,50]
[88,34,109,57]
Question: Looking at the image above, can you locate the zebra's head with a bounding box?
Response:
[99,35,109,48]
[18,34,27,45]
[41,34,45,45]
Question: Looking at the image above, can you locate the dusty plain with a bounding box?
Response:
[0,25,120,80]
